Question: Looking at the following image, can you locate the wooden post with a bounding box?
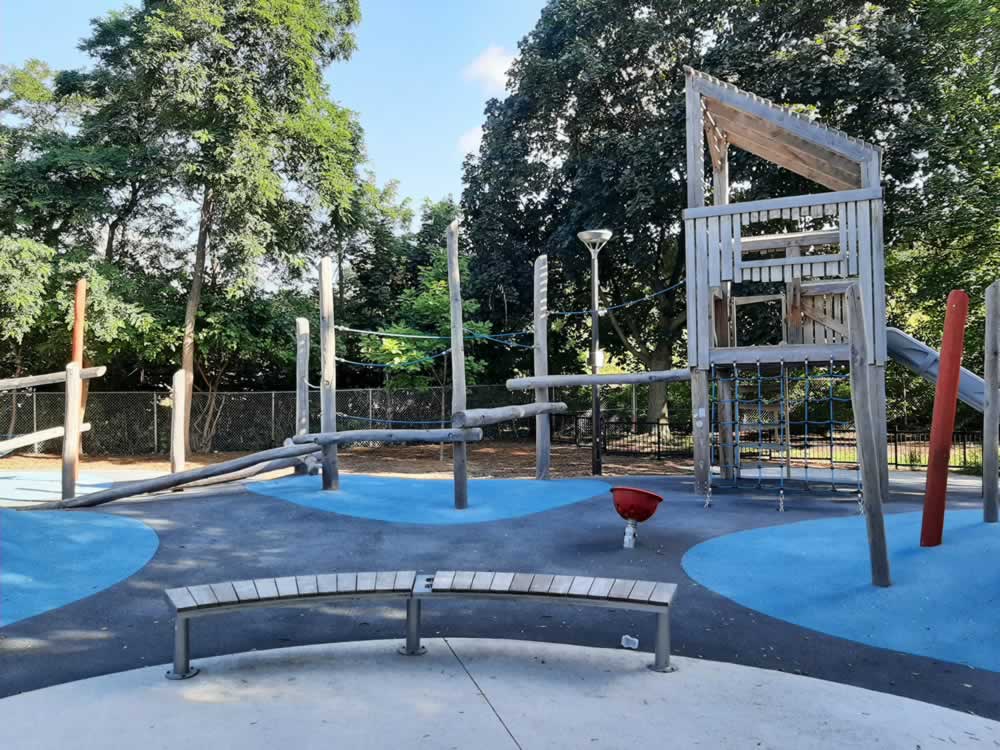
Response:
[295,318,310,437]
[71,278,87,480]
[319,257,339,490]
[446,218,468,509]
[61,363,82,501]
[170,369,186,474]
[785,246,803,345]
[533,255,551,479]
[691,369,711,497]
[846,283,891,587]
[985,281,1000,522]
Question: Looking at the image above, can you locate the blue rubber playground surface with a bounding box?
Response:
[0,508,159,626]
[0,470,156,504]
[249,474,611,524]
[683,509,1000,671]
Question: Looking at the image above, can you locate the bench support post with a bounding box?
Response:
[649,610,677,673]
[165,617,199,680]
[399,597,427,656]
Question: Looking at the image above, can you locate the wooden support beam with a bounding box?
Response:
[453,403,567,428]
[446,219,469,509]
[61,363,82,501]
[295,317,310,437]
[709,344,850,365]
[985,281,1000,523]
[691,369,711,498]
[507,370,691,390]
[170,369,186,474]
[740,230,840,253]
[846,283,891,587]
[683,187,881,221]
[533,254,551,480]
[0,423,91,455]
[319,257,339,490]
[293,428,483,446]
[54,443,322,509]
[0,366,106,393]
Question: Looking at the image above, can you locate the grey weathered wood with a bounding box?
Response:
[529,574,554,593]
[170,369,186,474]
[846,283,891,587]
[548,575,573,596]
[490,572,515,592]
[648,582,678,605]
[432,571,455,591]
[181,455,305,489]
[275,577,299,598]
[165,587,198,611]
[293,428,483,446]
[691,369,711,497]
[61,363,82,501]
[375,571,396,591]
[188,584,219,607]
[296,576,319,596]
[568,576,595,597]
[609,579,638,601]
[316,574,339,594]
[0,423,91,455]
[232,580,260,601]
[709,344,850,365]
[506,370,690,390]
[685,68,706,209]
[337,572,357,593]
[509,573,534,593]
[295,317,310,438]
[451,571,475,591]
[470,572,495,592]
[210,582,239,604]
[986,281,1000,523]
[586,578,614,599]
[394,571,416,591]
[356,572,377,592]
[0,366,106,393]
[628,580,656,603]
[452,402,567,428]
[801,280,853,296]
[533,254,551,480]
[254,578,279,600]
[683,187,881,221]
[446,219,469,509]
[53,442,321,508]
[318,256,339,490]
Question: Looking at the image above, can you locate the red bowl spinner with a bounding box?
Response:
[612,486,663,523]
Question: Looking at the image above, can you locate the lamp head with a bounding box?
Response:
[577,229,613,254]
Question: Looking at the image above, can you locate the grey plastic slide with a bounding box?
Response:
[885,327,986,413]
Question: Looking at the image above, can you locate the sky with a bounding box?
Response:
[0,0,547,213]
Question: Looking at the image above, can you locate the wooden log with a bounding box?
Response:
[533,254,550,480]
[53,443,322,509]
[170,369,186,474]
[0,366,106,393]
[453,402,567,428]
[295,317,310,437]
[690,369,711,498]
[182,456,305,489]
[446,219,468,509]
[846,283,891,587]
[293,427,483,446]
[61,363,82,501]
[682,187,882,221]
[506,370,691,390]
[0,423,91,455]
[319,257,339,490]
[985,281,1000,523]
[71,278,87,483]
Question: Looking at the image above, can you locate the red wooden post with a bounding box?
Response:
[920,290,969,547]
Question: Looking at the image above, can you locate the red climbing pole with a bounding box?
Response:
[920,290,970,547]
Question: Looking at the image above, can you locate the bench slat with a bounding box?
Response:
[356,572,377,592]
[649,582,677,606]
[254,578,280,600]
[510,573,534,593]
[316,574,339,594]
[296,576,319,596]
[529,574,554,594]
[375,571,396,591]
[433,571,455,591]
[609,579,637,601]
[210,582,239,605]
[490,572,515,592]
[232,580,259,602]
[188,584,219,607]
[394,571,416,592]
[452,571,475,591]
[549,575,574,596]
[165,587,198,612]
[586,578,614,599]
[568,576,595,597]
[628,580,656,603]
[337,573,357,593]
[275,577,299,598]
[470,572,495,592]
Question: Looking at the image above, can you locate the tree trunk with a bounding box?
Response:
[181,187,214,455]
[646,346,674,433]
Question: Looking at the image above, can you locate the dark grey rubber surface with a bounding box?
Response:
[1,473,996,719]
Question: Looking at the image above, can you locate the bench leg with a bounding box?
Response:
[165,616,200,680]
[649,610,678,673]
[398,598,427,656]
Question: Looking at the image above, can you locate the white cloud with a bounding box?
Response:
[457,126,483,155]
[463,45,514,95]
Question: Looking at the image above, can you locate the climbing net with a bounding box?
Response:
[709,359,862,511]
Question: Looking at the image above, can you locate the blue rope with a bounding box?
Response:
[550,278,685,317]
[336,349,451,369]
[336,412,449,426]
[465,329,535,349]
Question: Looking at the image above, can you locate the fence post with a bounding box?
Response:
[32,390,38,454]
[153,393,158,453]
[656,423,662,459]
[270,391,276,446]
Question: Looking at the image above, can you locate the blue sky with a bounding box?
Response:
[0,0,546,213]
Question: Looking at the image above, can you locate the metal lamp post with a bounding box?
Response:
[577,229,613,476]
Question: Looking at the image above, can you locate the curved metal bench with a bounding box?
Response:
[164,570,677,679]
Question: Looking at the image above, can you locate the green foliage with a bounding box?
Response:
[0,237,55,345]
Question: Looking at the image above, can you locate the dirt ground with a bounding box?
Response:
[2,442,692,479]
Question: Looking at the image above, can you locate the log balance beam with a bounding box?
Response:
[506,370,691,390]
[291,428,484,447]
[452,402,567,428]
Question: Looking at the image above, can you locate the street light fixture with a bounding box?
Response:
[578,229,613,476]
